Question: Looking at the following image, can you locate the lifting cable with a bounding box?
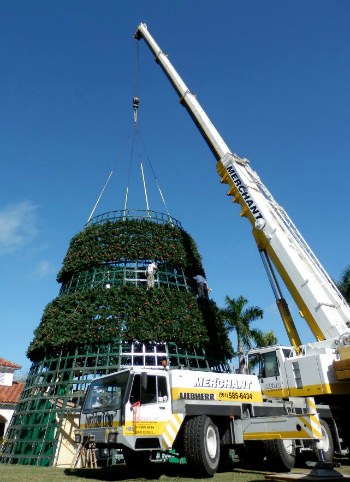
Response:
[140,158,150,214]
[139,135,172,220]
[125,38,173,220]
[86,170,113,225]
[123,128,136,213]
[134,108,151,216]
[124,40,139,213]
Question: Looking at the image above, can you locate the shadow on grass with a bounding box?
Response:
[64,462,205,481]
[64,463,277,481]
[64,457,350,482]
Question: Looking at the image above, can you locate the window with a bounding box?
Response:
[83,371,129,412]
[282,348,292,358]
[262,351,279,378]
[130,374,168,405]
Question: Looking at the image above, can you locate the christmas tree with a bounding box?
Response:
[1,209,232,466]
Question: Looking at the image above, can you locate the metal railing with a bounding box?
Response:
[85,209,182,229]
[60,264,190,295]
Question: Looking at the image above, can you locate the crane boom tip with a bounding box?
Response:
[134,23,147,39]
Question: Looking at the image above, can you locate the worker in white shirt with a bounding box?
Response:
[146,262,158,289]
[193,274,210,298]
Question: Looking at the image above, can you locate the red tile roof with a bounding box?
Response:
[0,358,21,369]
[0,382,24,404]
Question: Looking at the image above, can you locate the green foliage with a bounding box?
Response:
[57,219,204,283]
[254,329,278,348]
[27,216,232,365]
[27,286,227,362]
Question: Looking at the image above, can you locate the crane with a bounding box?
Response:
[134,22,350,454]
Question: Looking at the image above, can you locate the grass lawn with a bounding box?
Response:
[1,460,350,482]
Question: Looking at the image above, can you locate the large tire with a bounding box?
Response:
[264,439,296,472]
[314,419,334,463]
[183,415,220,477]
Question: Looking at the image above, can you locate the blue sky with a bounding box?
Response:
[1,1,350,374]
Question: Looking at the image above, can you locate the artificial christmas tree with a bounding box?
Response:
[0,209,232,466]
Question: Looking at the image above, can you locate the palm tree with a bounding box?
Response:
[337,266,350,304]
[220,295,264,366]
[254,329,278,348]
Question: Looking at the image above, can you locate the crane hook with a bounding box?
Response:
[133,96,140,124]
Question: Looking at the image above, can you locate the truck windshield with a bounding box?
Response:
[83,371,129,412]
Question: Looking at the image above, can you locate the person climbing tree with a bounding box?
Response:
[193,274,209,298]
[146,262,158,289]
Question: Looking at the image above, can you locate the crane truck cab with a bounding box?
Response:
[247,345,348,460]
[247,345,292,398]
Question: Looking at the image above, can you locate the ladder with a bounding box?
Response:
[71,440,97,468]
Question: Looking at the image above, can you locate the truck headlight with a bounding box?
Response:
[75,433,81,443]
[108,432,117,443]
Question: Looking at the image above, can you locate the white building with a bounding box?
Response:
[0,358,24,443]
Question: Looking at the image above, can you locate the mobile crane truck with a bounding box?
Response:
[131,23,350,464]
[75,366,322,476]
[75,23,350,475]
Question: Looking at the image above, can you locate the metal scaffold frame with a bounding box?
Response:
[1,342,229,466]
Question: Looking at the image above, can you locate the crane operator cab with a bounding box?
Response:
[247,346,293,398]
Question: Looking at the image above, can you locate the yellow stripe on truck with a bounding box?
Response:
[263,381,350,398]
[171,387,263,403]
[244,428,311,441]
[306,398,317,413]
[243,414,322,441]
[80,420,121,429]
[161,413,184,449]
[298,415,323,440]
[123,420,167,436]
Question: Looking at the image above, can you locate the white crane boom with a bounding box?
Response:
[134,23,350,347]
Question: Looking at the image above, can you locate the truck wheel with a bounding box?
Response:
[183,415,220,477]
[264,439,296,472]
[314,419,334,463]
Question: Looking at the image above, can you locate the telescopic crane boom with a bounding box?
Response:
[134,23,350,351]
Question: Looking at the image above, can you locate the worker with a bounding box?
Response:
[146,262,158,289]
[238,358,248,374]
[193,274,210,298]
